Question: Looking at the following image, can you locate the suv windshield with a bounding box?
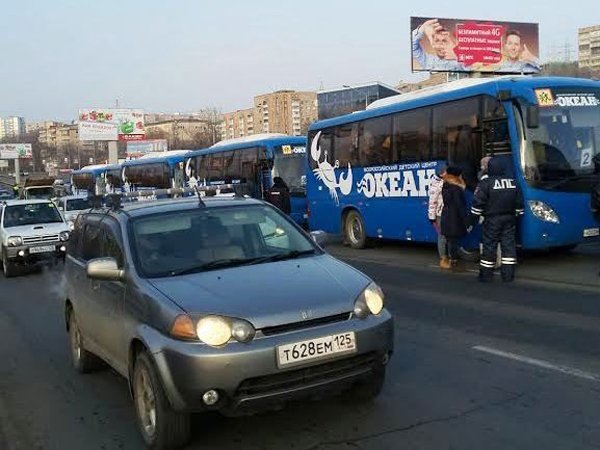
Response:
[273,145,307,196]
[3,203,64,227]
[131,204,318,278]
[521,87,600,192]
[66,198,92,211]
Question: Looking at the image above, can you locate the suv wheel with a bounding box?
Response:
[133,352,190,450]
[69,312,102,373]
[2,249,17,278]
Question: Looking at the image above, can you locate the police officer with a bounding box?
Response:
[266,176,291,215]
[470,157,524,282]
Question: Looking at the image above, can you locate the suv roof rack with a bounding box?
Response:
[96,183,251,211]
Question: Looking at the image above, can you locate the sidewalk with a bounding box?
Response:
[326,238,600,289]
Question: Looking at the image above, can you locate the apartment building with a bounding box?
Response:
[221,90,317,141]
[0,116,26,139]
[579,25,600,71]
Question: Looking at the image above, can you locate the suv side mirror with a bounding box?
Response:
[87,257,125,282]
[310,230,328,248]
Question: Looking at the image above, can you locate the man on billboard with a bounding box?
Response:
[412,19,464,71]
[497,29,541,73]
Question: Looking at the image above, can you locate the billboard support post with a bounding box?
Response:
[108,141,118,165]
[15,159,20,186]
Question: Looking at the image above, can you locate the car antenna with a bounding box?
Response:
[194,186,206,207]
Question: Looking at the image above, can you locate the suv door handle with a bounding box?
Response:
[91,280,100,291]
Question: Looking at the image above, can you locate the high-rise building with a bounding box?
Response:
[578,25,600,71]
[221,90,317,141]
[26,121,60,134]
[0,116,26,139]
[221,108,259,141]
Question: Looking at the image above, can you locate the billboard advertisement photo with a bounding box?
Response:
[410,16,540,74]
[78,108,145,141]
[0,143,32,159]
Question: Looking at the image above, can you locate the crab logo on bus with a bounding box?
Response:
[310,131,353,205]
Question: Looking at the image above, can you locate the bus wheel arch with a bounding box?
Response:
[342,208,368,249]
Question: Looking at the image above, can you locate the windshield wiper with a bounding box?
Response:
[246,249,317,265]
[169,258,255,276]
[544,174,597,189]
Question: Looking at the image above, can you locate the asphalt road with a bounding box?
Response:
[1,245,600,450]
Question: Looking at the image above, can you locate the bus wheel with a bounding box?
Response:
[344,210,367,249]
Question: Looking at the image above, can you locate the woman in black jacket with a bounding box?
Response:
[441,166,469,272]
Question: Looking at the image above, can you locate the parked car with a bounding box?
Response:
[0,199,70,277]
[64,196,394,449]
[53,195,92,230]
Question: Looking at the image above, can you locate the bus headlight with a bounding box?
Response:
[354,282,385,318]
[7,236,23,247]
[528,201,560,224]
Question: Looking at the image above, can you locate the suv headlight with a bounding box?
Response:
[353,282,385,319]
[170,314,255,346]
[528,200,560,224]
[59,231,70,241]
[7,236,23,247]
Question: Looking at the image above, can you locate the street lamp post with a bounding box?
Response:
[342,85,369,110]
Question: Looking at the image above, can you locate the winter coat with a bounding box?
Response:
[441,175,468,238]
[427,174,444,220]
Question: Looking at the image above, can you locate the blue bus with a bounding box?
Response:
[185,134,309,225]
[71,164,123,195]
[121,152,189,196]
[306,76,600,250]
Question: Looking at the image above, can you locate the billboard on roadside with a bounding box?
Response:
[410,16,540,74]
[126,139,168,158]
[0,143,32,159]
[78,108,145,141]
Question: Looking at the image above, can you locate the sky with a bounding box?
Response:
[0,0,597,122]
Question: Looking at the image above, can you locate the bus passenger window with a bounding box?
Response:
[393,108,431,163]
[359,116,393,166]
[309,130,334,169]
[333,124,359,167]
[433,98,481,190]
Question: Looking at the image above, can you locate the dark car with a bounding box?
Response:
[64,196,394,449]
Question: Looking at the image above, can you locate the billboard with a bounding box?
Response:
[126,139,168,157]
[410,17,540,74]
[78,108,145,141]
[0,143,32,159]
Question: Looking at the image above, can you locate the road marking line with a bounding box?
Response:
[472,345,600,383]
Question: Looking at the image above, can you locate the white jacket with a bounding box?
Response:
[427,175,444,220]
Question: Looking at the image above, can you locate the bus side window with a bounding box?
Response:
[333,123,359,167]
[309,130,334,169]
[359,116,393,166]
[393,107,432,163]
[433,97,481,190]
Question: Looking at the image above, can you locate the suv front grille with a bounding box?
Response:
[260,312,351,336]
[235,352,377,398]
[23,234,60,245]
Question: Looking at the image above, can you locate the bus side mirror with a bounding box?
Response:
[526,106,539,129]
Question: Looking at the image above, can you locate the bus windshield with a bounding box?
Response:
[521,88,600,192]
[273,145,307,195]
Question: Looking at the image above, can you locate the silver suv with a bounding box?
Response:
[1,199,70,277]
[64,196,394,449]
